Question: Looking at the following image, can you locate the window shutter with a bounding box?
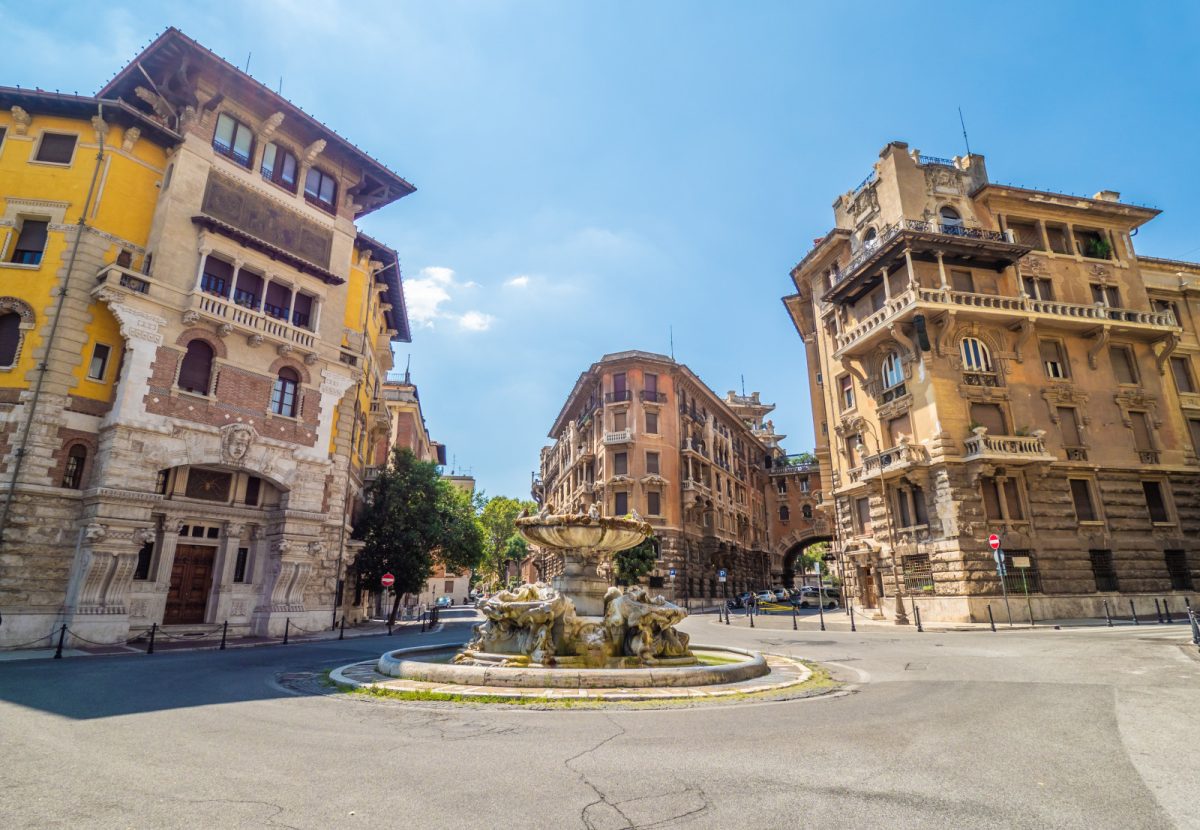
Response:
[1130,412,1153,451]
[1070,480,1095,521]
[35,133,77,163]
[1058,408,1082,446]
[14,219,48,253]
[1170,357,1195,394]
[1110,347,1136,384]
[0,313,20,366]
[178,341,214,394]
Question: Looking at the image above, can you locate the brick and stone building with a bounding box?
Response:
[0,29,413,646]
[784,141,1199,623]
[532,351,828,602]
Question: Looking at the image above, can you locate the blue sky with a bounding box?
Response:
[4,1,1199,499]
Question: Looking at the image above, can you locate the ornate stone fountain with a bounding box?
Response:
[454,509,697,668]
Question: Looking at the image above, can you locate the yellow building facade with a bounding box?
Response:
[0,28,412,647]
[785,142,1198,623]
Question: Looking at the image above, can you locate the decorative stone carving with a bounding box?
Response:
[181,310,201,326]
[121,127,141,153]
[221,423,257,464]
[925,166,962,194]
[133,527,157,546]
[134,87,174,122]
[257,112,285,143]
[10,106,31,135]
[277,343,293,356]
[84,523,107,542]
[247,333,264,348]
[603,586,691,661]
[217,323,233,338]
[307,540,324,555]
[224,522,245,538]
[301,139,327,166]
[91,115,110,145]
[303,352,319,366]
[272,539,291,554]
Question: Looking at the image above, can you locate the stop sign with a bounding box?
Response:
[988,534,1001,550]
[380,572,395,588]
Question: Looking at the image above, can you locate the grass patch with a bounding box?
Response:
[694,652,745,666]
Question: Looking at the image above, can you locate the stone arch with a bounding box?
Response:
[0,296,37,370]
[268,355,312,385]
[775,529,834,589]
[175,327,228,359]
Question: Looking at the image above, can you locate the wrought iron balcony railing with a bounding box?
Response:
[604,390,632,403]
[832,220,1013,292]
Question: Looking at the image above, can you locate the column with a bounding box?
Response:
[903,246,917,290]
[936,251,949,290]
[208,521,244,622]
[881,267,891,301]
[230,259,243,302]
[1065,222,1078,257]
[1038,219,1051,252]
[194,247,211,291]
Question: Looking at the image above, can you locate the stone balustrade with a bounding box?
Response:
[191,291,316,348]
[962,428,1054,462]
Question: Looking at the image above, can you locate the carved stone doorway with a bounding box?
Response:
[164,544,216,624]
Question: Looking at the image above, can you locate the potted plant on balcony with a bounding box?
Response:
[1084,237,1112,260]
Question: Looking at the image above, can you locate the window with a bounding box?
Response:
[1152,299,1182,326]
[233,271,263,309]
[938,206,962,231]
[613,452,628,476]
[881,351,904,391]
[838,375,855,411]
[960,337,993,373]
[185,469,233,502]
[642,372,659,401]
[156,469,170,495]
[1090,283,1120,308]
[646,452,659,475]
[260,142,299,191]
[1190,419,1200,457]
[263,281,291,320]
[10,219,48,265]
[1008,219,1043,249]
[776,478,787,494]
[1058,407,1084,455]
[292,293,314,329]
[779,505,790,522]
[1164,550,1193,591]
[178,340,214,395]
[1077,229,1111,259]
[980,476,1025,521]
[233,548,250,583]
[87,343,111,381]
[271,368,300,416]
[802,504,813,519]
[445,580,455,594]
[1130,412,1155,456]
[853,497,871,535]
[34,132,77,164]
[894,484,928,528]
[645,412,658,434]
[213,113,254,167]
[1045,223,1071,254]
[970,403,1007,436]
[950,269,975,293]
[1022,276,1054,301]
[244,475,261,506]
[304,167,337,212]
[134,542,154,581]
[201,257,234,298]
[1090,549,1118,592]
[647,491,661,516]
[0,312,21,366]
[902,554,934,591]
[1142,481,1171,524]
[614,491,628,515]
[1040,339,1068,379]
[613,411,627,432]
[861,227,878,249]
[1069,479,1098,522]
[61,445,87,489]
[1170,357,1196,394]
[1110,345,1139,385]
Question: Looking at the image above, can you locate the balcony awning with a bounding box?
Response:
[192,215,344,285]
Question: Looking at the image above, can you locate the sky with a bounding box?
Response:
[4,1,1199,499]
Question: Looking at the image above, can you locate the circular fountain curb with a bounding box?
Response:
[331,644,814,703]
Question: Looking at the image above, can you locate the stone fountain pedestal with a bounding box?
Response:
[553,549,610,617]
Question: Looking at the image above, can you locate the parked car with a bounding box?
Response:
[772,588,789,601]
[755,591,777,605]
[790,586,839,609]
[435,596,453,608]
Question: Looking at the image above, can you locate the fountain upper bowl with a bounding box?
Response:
[515,514,652,552]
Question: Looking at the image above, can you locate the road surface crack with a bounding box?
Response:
[566,714,636,829]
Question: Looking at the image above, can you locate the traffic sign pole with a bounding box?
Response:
[995,547,1012,627]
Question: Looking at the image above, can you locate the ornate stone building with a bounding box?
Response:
[0,29,412,646]
[784,141,1199,623]
[532,351,826,601]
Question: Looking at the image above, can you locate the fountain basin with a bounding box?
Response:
[515,514,652,553]
[377,644,769,689]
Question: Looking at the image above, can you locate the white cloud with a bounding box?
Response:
[505,275,531,288]
[457,311,494,332]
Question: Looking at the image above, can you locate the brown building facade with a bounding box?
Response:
[785,141,1199,623]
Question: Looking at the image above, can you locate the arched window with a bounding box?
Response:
[62,444,87,489]
[779,505,790,522]
[178,340,214,395]
[271,367,299,416]
[802,504,813,520]
[0,312,20,367]
[939,206,963,231]
[881,351,904,390]
[861,227,878,250]
[960,337,994,373]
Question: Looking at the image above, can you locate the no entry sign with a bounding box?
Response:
[988,534,1001,550]
[380,572,395,588]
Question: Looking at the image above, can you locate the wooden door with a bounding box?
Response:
[859,566,877,608]
[164,545,215,625]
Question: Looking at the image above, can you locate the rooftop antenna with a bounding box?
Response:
[244,52,251,74]
[278,76,283,94]
[958,106,972,157]
[669,325,675,361]
[403,353,411,384]
[741,374,746,397]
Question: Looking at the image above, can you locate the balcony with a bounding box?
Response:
[605,391,632,404]
[834,285,1179,358]
[189,291,316,349]
[847,442,929,484]
[95,263,153,297]
[680,438,709,457]
[603,430,633,445]
[961,428,1055,464]
[639,390,667,403]
[826,219,1030,304]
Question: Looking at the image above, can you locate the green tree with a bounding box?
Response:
[794,541,830,586]
[613,535,658,586]
[478,495,537,582]
[351,448,484,624]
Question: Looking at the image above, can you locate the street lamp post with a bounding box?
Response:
[855,424,909,625]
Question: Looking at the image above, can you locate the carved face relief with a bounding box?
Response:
[222,423,256,463]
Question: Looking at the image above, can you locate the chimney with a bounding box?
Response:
[1093,190,1121,202]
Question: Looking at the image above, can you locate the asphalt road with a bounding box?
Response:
[2,607,1197,829]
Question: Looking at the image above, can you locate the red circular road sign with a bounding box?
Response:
[380,572,395,588]
[988,534,1001,550]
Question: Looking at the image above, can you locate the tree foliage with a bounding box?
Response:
[478,495,537,581]
[614,535,658,586]
[350,448,484,620]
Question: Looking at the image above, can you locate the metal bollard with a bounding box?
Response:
[914,605,923,633]
[725,604,730,625]
[1129,600,1139,625]
[1189,608,1200,646]
[54,623,66,659]
[339,616,346,640]
[749,606,755,628]
[987,604,996,633]
[283,618,290,645]
[1154,598,1164,624]
[220,620,228,650]
[1163,598,1173,624]
[1103,599,1113,627]
[792,603,798,631]
[850,604,857,632]
[147,622,157,654]
[420,613,426,633]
